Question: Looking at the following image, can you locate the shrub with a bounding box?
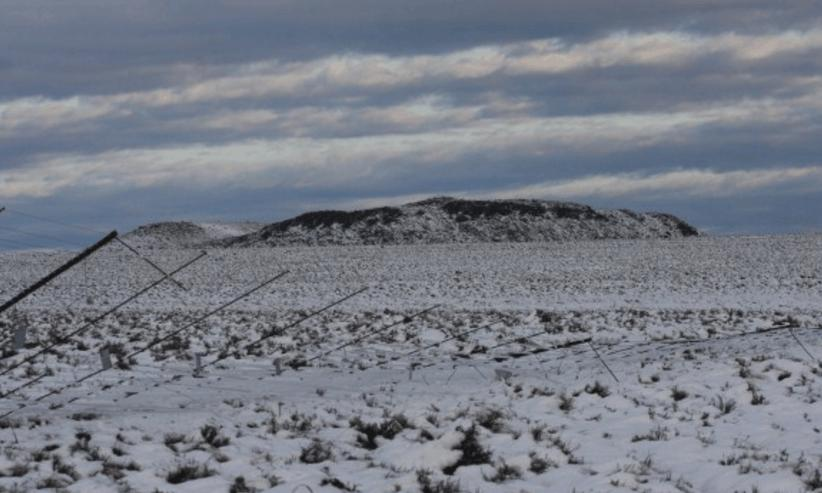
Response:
[475,408,507,433]
[320,476,359,492]
[442,425,491,475]
[529,452,555,474]
[200,424,230,448]
[671,386,689,401]
[711,395,737,415]
[37,475,73,489]
[484,460,522,483]
[350,414,412,450]
[99,458,142,480]
[584,381,610,398]
[166,461,215,484]
[558,393,575,413]
[69,432,93,455]
[631,425,670,442]
[747,382,767,405]
[230,476,258,493]
[52,455,81,481]
[163,433,187,452]
[417,469,463,493]
[299,439,333,464]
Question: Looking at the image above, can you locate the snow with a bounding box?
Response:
[0,234,820,492]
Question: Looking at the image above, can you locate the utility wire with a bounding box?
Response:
[393,320,501,362]
[788,327,819,363]
[77,299,426,412]
[0,251,207,386]
[202,287,369,371]
[356,320,502,373]
[5,207,189,290]
[587,341,620,383]
[0,237,52,251]
[0,270,290,418]
[27,270,290,406]
[0,231,118,316]
[0,225,84,249]
[305,304,440,364]
[114,237,187,290]
[123,271,290,362]
[3,208,102,235]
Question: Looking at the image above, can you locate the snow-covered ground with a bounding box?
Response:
[0,235,820,492]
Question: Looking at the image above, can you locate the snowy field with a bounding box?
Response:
[0,235,821,492]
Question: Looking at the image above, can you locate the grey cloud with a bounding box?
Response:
[2,0,820,99]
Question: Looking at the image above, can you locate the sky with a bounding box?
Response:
[1,0,821,248]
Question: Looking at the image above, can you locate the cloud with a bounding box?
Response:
[493,165,822,200]
[1,95,817,201]
[2,3,822,236]
[3,29,822,137]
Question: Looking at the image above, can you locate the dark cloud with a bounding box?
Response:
[2,0,820,98]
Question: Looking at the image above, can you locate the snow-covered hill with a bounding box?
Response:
[123,221,263,249]
[224,197,699,247]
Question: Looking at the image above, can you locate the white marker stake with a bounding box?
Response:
[99,347,112,370]
[13,327,26,350]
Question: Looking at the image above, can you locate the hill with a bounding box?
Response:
[123,221,263,249]
[221,197,698,247]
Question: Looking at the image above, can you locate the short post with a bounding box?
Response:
[194,353,204,377]
[99,347,112,370]
[273,358,283,376]
[13,327,26,350]
[409,362,419,381]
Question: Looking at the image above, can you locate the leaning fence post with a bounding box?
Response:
[99,347,112,370]
[13,327,26,350]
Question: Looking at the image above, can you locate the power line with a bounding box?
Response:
[788,327,819,363]
[123,271,290,363]
[305,304,440,365]
[334,320,502,374]
[0,270,291,419]
[24,270,290,408]
[0,236,52,251]
[0,231,118,316]
[107,301,428,410]
[587,341,619,383]
[391,320,501,363]
[4,207,186,290]
[0,224,85,249]
[54,300,429,413]
[410,330,592,371]
[3,208,102,235]
[113,237,187,291]
[0,251,207,388]
[201,287,369,371]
